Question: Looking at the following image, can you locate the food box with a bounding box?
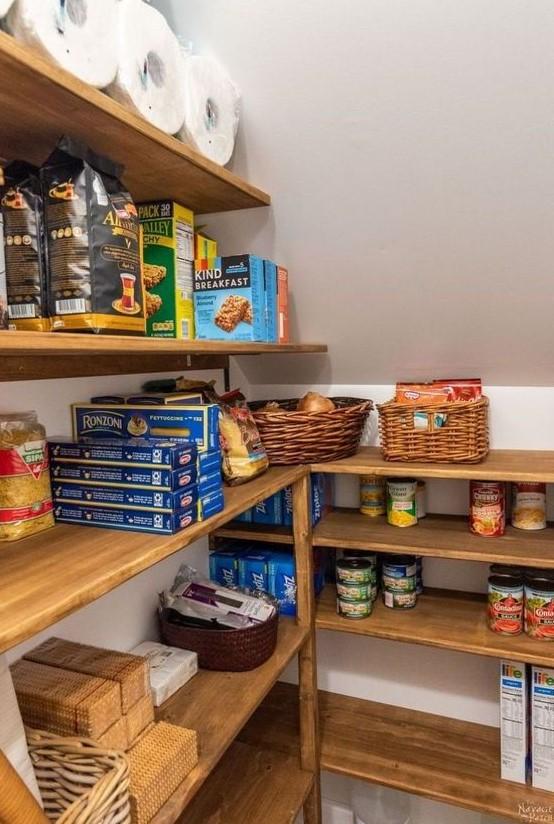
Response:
[71,404,220,452]
[195,231,218,260]
[253,493,283,525]
[268,552,297,616]
[277,266,289,343]
[239,553,270,592]
[53,501,196,535]
[193,254,266,341]
[263,260,278,343]
[532,666,554,790]
[50,461,198,490]
[0,213,8,330]
[197,488,225,521]
[500,660,529,784]
[50,438,197,468]
[138,201,195,340]
[131,642,198,707]
[52,482,198,511]
[209,548,243,588]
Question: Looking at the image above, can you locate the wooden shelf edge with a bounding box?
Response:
[213,522,294,545]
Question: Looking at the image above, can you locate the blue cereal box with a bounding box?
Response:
[263,260,278,343]
[253,493,282,525]
[209,549,241,588]
[193,255,266,341]
[50,438,196,468]
[53,502,196,534]
[239,553,270,592]
[268,552,297,616]
[50,461,197,490]
[52,482,198,511]
[71,405,220,452]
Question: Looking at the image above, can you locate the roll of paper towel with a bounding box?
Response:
[6,0,119,88]
[0,0,15,17]
[179,55,241,166]
[107,0,186,135]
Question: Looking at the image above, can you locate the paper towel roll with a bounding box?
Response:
[6,0,119,88]
[178,55,241,166]
[106,0,186,135]
[0,0,15,17]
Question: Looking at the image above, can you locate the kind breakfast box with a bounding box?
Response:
[532,666,554,790]
[138,201,195,339]
[500,660,530,785]
[72,404,220,452]
[193,255,266,341]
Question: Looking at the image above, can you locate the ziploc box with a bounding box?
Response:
[253,493,283,525]
[138,201,195,340]
[239,553,270,592]
[263,260,278,343]
[234,508,253,524]
[50,438,196,468]
[532,666,554,790]
[500,660,529,784]
[193,255,266,341]
[52,482,198,511]
[53,502,196,535]
[72,404,219,452]
[268,552,297,616]
[210,548,241,588]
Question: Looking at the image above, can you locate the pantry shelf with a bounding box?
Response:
[0,466,306,654]
[314,508,554,569]
[151,620,309,823]
[0,33,270,213]
[316,584,554,666]
[240,681,548,823]
[213,521,295,544]
[312,446,554,482]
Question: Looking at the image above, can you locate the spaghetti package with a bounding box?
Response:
[41,136,145,334]
[0,412,54,542]
[213,390,268,485]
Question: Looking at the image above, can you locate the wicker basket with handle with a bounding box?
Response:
[378,396,489,463]
[251,397,373,464]
[26,728,131,824]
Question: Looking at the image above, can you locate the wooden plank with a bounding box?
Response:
[213,522,294,545]
[0,466,307,654]
[314,509,554,569]
[312,445,554,482]
[240,682,551,822]
[178,741,313,824]
[151,621,308,823]
[0,33,269,213]
[316,584,554,666]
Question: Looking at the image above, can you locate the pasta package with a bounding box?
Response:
[0,412,54,542]
[212,390,268,485]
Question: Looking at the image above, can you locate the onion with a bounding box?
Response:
[296,392,336,413]
[260,401,281,413]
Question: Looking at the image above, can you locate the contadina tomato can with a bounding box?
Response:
[360,475,386,517]
[470,481,505,537]
[512,482,546,531]
[525,578,554,640]
[386,479,417,528]
[488,575,524,635]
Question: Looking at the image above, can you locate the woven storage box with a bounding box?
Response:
[97,718,128,752]
[26,727,131,824]
[251,397,373,464]
[378,396,489,463]
[124,694,154,748]
[160,609,279,671]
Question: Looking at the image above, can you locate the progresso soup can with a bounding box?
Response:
[525,578,554,640]
[488,575,524,635]
[470,481,506,537]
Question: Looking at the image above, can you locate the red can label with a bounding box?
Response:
[525,584,554,640]
[470,481,505,537]
[488,580,523,634]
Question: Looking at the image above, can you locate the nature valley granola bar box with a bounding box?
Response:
[138,201,195,339]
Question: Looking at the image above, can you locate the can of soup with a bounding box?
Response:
[360,475,386,517]
[490,564,525,578]
[336,558,374,584]
[386,479,418,528]
[512,482,546,531]
[382,555,417,580]
[383,589,417,609]
[488,575,524,635]
[337,597,373,619]
[525,578,554,640]
[470,481,506,537]
[336,581,372,601]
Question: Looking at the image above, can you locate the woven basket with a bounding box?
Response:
[26,728,131,824]
[251,397,373,464]
[378,396,489,463]
[159,609,279,671]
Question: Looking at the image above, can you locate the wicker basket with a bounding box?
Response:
[378,396,489,463]
[26,728,131,824]
[159,609,279,671]
[251,397,373,464]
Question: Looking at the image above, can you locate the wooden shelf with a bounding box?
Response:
[0,332,327,382]
[314,508,554,569]
[0,466,305,654]
[317,584,554,666]
[240,682,551,822]
[151,620,308,823]
[312,446,554,482]
[177,741,313,824]
[0,33,269,213]
[214,521,294,545]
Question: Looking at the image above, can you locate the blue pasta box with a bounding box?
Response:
[53,502,196,534]
[253,492,283,525]
[268,552,297,616]
[193,255,266,341]
[209,548,242,588]
[50,438,197,468]
[263,260,278,343]
[71,404,220,452]
[239,553,270,592]
[50,461,197,490]
[52,481,198,511]
[198,449,222,475]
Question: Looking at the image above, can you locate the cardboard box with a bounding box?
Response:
[52,481,198,512]
[500,660,529,784]
[263,260,278,343]
[268,552,297,616]
[277,266,289,343]
[532,666,554,790]
[193,255,266,341]
[239,553,270,592]
[195,232,218,260]
[50,438,196,468]
[71,404,220,452]
[197,487,225,521]
[53,501,196,535]
[131,642,198,707]
[139,201,195,340]
[50,461,197,490]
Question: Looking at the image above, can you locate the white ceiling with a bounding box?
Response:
[156,0,554,386]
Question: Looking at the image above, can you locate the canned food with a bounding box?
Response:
[488,575,523,635]
[336,558,374,585]
[525,579,554,639]
[370,583,378,601]
[360,475,386,517]
[416,481,427,519]
[382,556,417,579]
[337,598,373,619]
[382,574,416,593]
[490,564,525,578]
[386,479,418,528]
[342,551,377,567]
[336,581,372,601]
[383,590,417,609]
[470,481,506,537]
[512,483,546,531]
